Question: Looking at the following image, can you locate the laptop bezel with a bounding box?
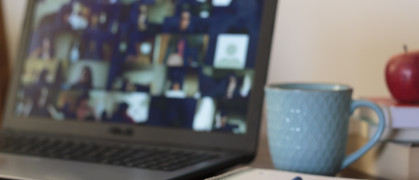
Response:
[3,0,278,152]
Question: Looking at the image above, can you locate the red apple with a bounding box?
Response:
[385,47,419,103]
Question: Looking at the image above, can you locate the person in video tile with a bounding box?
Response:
[165,38,198,67]
[220,74,242,99]
[110,102,136,124]
[64,2,89,31]
[16,68,54,117]
[165,67,199,99]
[200,70,248,100]
[27,87,52,118]
[33,3,73,33]
[174,0,212,31]
[81,0,121,32]
[212,98,247,133]
[73,94,95,121]
[225,75,241,99]
[30,1,90,55]
[33,69,52,89]
[29,35,55,60]
[125,3,160,65]
[29,0,97,59]
[80,10,115,61]
[131,4,149,32]
[128,0,161,35]
[168,67,185,91]
[61,93,95,121]
[163,6,198,33]
[126,36,155,65]
[179,10,192,32]
[213,111,239,133]
[23,69,53,115]
[71,66,93,91]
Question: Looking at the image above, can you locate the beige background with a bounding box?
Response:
[3,0,419,98]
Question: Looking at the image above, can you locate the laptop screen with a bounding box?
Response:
[14,0,265,135]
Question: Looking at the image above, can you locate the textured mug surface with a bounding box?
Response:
[265,83,385,176]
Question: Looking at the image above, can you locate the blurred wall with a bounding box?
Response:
[268,0,419,98]
[3,0,419,98]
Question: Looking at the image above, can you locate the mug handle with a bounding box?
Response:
[340,100,385,170]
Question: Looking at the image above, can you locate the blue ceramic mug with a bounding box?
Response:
[264,83,385,176]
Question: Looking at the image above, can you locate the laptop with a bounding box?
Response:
[0,0,278,179]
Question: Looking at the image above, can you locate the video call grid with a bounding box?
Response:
[16,0,265,134]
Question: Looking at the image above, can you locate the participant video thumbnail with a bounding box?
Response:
[199,66,253,99]
[162,1,212,33]
[212,99,247,134]
[126,35,156,66]
[213,34,250,69]
[21,60,60,86]
[130,0,174,34]
[192,97,247,134]
[28,34,55,61]
[15,86,56,118]
[15,60,62,118]
[79,27,115,61]
[55,91,97,121]
[111,64,166,95]
[95,91,151,124]
[154,34,209,67]
[165,67,199,99]
[64,61,109,91]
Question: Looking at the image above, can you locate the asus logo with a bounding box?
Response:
[109,127,134,137]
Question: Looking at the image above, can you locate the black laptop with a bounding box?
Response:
[0,0,278,179]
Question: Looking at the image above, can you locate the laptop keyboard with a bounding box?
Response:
[0,133,219,171]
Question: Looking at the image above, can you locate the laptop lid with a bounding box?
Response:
[3,0,278,152]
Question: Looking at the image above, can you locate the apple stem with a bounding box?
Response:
[404,45,408,53]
